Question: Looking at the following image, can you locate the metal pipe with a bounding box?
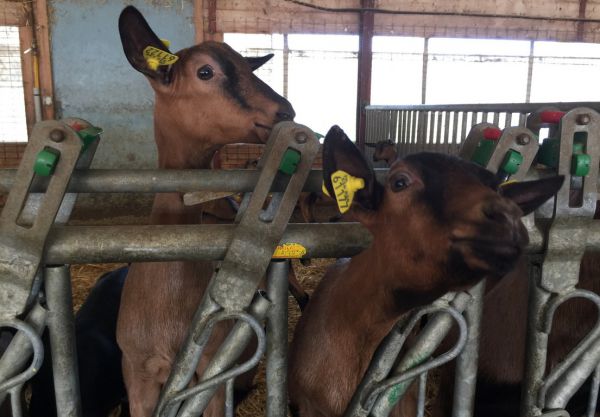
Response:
[366,102,600,113]
[44,223,374,264]
[587,364,600,417]
[266,261,289,417]
[452,281,486,417]
[417,372,427,417]
[520,261,552,417]
[176,292,271,416]
[225,378,235,417]
[0,169,384,194]
[545,335,600,409]
[44,265,82,417]
[371,292,473,417]
[0,303,46,405]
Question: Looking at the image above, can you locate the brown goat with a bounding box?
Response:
[288,125,563,417]
[366,139,398,166]
[115,6,295,417]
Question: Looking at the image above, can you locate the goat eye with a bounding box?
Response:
[197,65,214,80]
[391,174,411,192]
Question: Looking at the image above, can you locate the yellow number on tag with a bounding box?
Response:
[330,170,365,214]
[273,243,307,259]
[143,46,179,70]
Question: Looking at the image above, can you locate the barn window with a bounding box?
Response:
[371,36,424,105]
[225,33,359,140]
[0,25,27,142]
[425,38,531,105]
[530,41,600,102]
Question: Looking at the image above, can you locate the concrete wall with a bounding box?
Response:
[48,0,195,169]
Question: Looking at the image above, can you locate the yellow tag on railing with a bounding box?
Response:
[329,170,365,214]
[143,45,179,70]
[273,243,307,259]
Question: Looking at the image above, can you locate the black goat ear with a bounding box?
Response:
[119,5,174,84]
[246,54,273,71]
[501,176,564,215]
[322,125,383,212]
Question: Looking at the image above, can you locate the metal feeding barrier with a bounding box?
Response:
[0,107,599,417]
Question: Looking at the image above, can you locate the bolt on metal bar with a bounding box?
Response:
[266,261,290,417]
[44,265,82,417]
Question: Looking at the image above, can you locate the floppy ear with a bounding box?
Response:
[119,6,174,84]
[322,125,383,211]
[245,54,274,71]
[501,176,564,215]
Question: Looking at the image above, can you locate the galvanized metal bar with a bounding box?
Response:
[370,292,473,417]
[521,260,552,417]
[545,334,600,410]
[587,363,600,417]
[225,378,234,417]
[461,112,468,145]
[0,316,45,394]
[452,281,485,417]
[417,372,427,417]
[435,111,442,145]
[266,261,289,417]
[44,265,82,417]
[493,112,500,127]
[173,297,270,416]
[0,169,328,194]
[365,102,600,113]
[44,223,374,263]
[9,386,22,417]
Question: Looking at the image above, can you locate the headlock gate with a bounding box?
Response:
[0,105,600,417]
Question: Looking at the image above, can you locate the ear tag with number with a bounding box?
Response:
[323,170,365,214]
[143,45,179,71]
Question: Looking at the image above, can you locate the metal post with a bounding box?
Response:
[266,260,290,417]
[452,281,486,417]
[44,265,82,417]
[520,260,551,417]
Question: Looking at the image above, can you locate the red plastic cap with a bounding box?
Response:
[540,111,565,124]
[483,127,502,140]
[68,121,85,132]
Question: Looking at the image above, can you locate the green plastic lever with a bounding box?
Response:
[34,147,61,177]
[279,148,301,175]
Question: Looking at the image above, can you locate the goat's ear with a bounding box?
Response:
[322,125,383,212]
[500,176,565,215]
[246,54,274,71]
[119,6,174,84]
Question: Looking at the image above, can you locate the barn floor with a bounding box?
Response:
[69,259,335,417]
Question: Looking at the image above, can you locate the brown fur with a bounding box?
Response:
[366,140,398,166]
[116,6,294,417]
[288,126,563,417]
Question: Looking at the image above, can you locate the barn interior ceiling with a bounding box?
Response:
[211,0,600,43]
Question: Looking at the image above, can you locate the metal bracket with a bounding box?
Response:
[0,121,84,317]
[153,122,319,417]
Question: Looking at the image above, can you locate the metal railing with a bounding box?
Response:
[365,102,600,158]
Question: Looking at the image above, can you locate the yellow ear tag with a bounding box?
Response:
[143,45,179,71]
[273,243,307,259]
[500,179,519,189]
[328,170,365,214]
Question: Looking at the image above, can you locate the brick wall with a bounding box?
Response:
[0,143,26,168]
[218,144,323,169]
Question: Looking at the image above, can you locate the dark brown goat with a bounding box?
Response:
[288,125,563,417]
[115,6,295,417]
